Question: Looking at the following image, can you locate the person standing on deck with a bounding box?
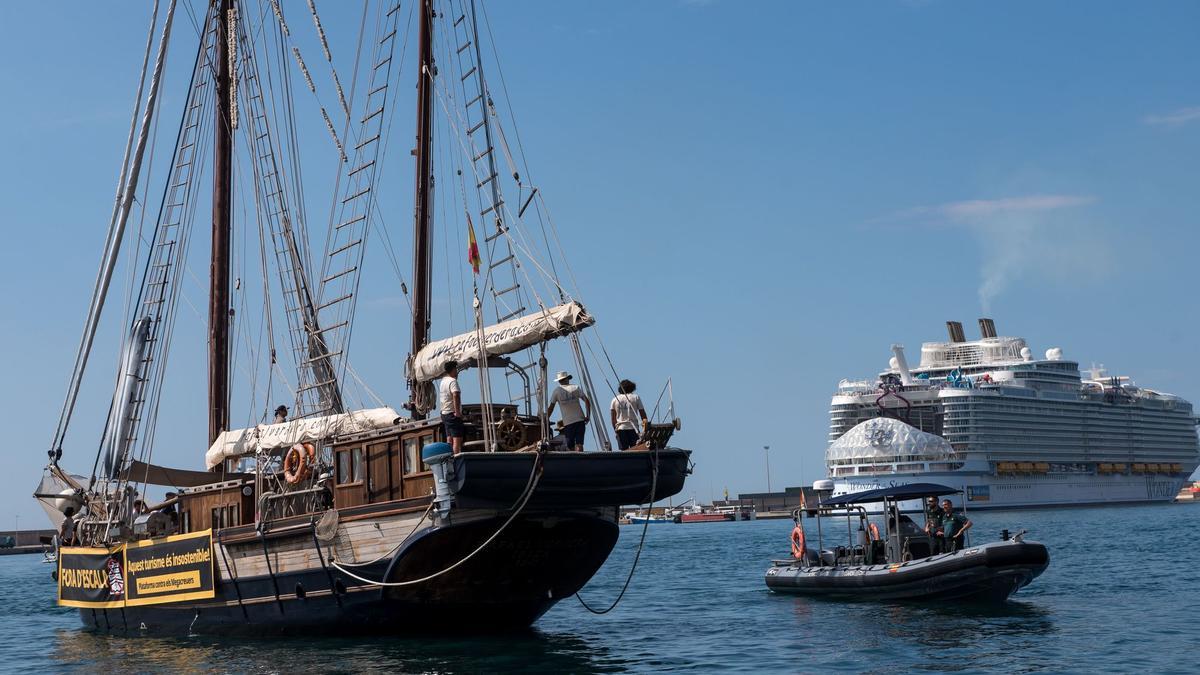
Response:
[547,371,591,451]
[610,379,648,450]
[439,361,464,454]
[936,499,972,552]
[923,496,944,552]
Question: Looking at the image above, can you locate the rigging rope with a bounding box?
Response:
[50,0,169,460]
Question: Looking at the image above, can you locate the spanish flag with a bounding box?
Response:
[466,215,482,275]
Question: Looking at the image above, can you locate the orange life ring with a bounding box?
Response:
[283,442,316,485]
[790,524,807,560]
[868,522,880,541]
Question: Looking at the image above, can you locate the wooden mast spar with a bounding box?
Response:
[209,0,233,448]
[408,0,435,419]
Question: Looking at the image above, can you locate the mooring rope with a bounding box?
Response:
[574,447,660,615]
[329,449,544,587]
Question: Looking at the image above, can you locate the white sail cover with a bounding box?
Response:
[826,418,955,464]
[409,301,594,383]
[205,407,400,469]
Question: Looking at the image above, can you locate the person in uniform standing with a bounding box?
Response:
[547,371,591,451]
[610,379,648,450]
[935,498,972,552]
[924,496,945,553]
[439,360,464,454]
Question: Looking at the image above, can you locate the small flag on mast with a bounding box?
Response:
[466,215,482,275]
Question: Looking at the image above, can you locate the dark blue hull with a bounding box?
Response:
[80,511,617,636]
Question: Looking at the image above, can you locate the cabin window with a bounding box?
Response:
[336,447,365,484]
[403,437,419,474]
[211,507,223,530]
[181,510,191,533]
[337,450,351,484]
[228,503,239,527]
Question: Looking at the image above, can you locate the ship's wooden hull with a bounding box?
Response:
[76,449,689,635]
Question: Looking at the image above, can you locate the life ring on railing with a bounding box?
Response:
[283,442,316,485]
[791,523,807,560]
[868,522,880,541]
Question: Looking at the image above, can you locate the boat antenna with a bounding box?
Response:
[407,0,436,419]
[209,0,235,447]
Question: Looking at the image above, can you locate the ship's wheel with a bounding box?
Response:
[496,418,527,451]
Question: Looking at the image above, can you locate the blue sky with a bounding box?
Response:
[2,0,1199,527]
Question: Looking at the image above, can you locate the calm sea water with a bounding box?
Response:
[3,503,1197,674]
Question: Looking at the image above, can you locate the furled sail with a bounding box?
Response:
[408,301,595,383]
[205,407,400,469]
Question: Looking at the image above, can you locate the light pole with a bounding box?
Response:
[764,445,772,493]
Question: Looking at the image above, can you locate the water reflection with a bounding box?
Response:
[51,626,623,674]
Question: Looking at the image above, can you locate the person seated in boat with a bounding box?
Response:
[935,499,972,552]
[439,360,465,454]
[547,371,591,451]
[610,379,648,450]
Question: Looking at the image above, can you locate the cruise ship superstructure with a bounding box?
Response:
[827,319,1200,508]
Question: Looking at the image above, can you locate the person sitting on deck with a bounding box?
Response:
[610,379,648,450]
[547,371,591,452]
[439,360,464,454]
[935,499,972,552]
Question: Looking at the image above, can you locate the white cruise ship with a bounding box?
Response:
[826,319,1200,509]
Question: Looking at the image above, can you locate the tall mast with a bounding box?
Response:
[408,0,435,418]
[209,0,233,446]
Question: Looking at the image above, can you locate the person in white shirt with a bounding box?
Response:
[547,371,591,451]
[610,379,648,450]
[439,361,464,454]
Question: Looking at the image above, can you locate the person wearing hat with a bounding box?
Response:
[547,371,591,451]
[273,404,288,424]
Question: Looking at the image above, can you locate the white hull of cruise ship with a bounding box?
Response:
[833,471,1187,512]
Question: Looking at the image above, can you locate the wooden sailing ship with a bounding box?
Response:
[35,0,690,634]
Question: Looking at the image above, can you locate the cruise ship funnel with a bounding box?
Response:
[979,317,997,339]
[946,321,966,343]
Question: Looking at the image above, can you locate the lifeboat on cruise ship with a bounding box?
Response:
[765,483,1049,604]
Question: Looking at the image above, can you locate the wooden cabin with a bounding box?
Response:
[175,402,547,533]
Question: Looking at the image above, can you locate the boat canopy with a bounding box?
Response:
[122,460,249,488]
[826,418,955,465]
[409,301,594,383]
[205,407,400,469]
[821,483,961,507]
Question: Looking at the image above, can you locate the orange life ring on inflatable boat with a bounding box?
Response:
[790,523,807,559]
[283,442,316,485]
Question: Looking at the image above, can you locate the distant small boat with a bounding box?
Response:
[676,512,733,523]
[626,513,673,524]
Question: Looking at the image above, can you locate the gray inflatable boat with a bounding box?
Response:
[764,483,1049,603]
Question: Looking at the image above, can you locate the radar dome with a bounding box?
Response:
[889,356,899,370]
[1021,347,1032,361]
[812,479,835,492]
[1045,347,1063,361]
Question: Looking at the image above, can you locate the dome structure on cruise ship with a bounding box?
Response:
[826,418,955,465]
